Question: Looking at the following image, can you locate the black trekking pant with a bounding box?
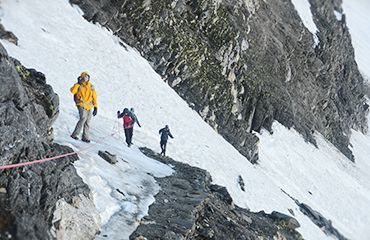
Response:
[124,128,133,145]
[160,140,167,155]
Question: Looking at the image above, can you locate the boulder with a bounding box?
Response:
[98,150,118,164]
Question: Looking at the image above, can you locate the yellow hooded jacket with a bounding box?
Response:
[70,79,98,111]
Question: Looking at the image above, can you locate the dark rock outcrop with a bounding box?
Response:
[0,44,98,239]
[70,0,368,162]
[298,202,348,240]
[131,147,302,240]
[281,189,348,240]
[98,150,118,164]
[238,175,245,191]
[0,24,17,45]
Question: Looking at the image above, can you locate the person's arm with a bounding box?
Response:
[169,131,174,138]
[159,128,164,134]
[117,111,124,118]
[92,89,98,108]
[136,115,141,127]
[70,83,80,94]
[92,88,98,116]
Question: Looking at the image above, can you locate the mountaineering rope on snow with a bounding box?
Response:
[0,121,119,170]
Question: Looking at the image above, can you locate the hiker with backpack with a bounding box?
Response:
[159,125,174,156]
[129,107,141,128]
[70,71,98,143]
[117,108,134,147]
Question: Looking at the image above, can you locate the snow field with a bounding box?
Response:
[1,0,370,239]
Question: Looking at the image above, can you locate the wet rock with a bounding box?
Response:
[0,24,18,45]
[299,203,348,240]
[282,189,348,240]
[98,150,118,164]
[131,147,303,240]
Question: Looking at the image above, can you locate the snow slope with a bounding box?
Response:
[258,121,370,239]
[343,0,370,81]
[1,0,370,239]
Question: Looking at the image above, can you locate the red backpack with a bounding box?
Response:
[123,115,133,129]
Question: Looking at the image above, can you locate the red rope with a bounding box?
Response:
[0,151,77,170]
[0,121,120,170]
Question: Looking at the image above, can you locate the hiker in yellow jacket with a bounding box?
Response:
[70,71,98,143]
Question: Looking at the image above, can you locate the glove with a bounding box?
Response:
[93,107,98,117]
[77,76,82,84]
[138,123,142,127]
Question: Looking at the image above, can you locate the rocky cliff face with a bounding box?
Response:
[131,148,302,240]
[0,44,99,239]
[71,0,368,162]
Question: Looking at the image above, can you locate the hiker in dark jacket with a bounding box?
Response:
[159,125,174,156]
[117,108,134,147]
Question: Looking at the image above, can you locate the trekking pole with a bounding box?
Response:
[116,117,123,141]
[112,118,118,136]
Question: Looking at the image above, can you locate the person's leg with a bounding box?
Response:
[124,129,130,145]
[160,140,165,155]
[128,128,133,145]
[82,109,92,140]
[163,141,167,156]
[71,107,87,138]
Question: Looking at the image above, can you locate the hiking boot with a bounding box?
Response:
[71,135,78,140]
[82,138,91,143]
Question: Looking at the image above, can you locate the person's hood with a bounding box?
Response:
[80,71,90,78]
